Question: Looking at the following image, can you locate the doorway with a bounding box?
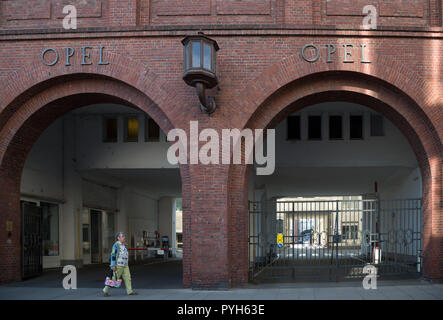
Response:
[82,208,115,265]
[21,201,43,279]
[90,210,102,264]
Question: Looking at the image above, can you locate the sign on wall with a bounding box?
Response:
[41,46,109,66]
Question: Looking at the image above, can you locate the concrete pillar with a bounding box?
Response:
[116,187,128,238]
[60,115,82,267]
[158,197,175,254]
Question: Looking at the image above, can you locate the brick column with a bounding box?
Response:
[187,164,231,289]
[0,169,21,283]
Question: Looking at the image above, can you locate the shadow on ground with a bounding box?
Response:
[4,259,183,289]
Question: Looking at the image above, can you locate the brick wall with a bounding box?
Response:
[0,1,441,288]
[1,0,440,30]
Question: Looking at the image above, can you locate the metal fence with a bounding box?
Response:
[248,199,422,281]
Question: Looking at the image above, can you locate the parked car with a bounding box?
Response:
[298,229,313,244]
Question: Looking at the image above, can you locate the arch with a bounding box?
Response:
[0,51,185,131]
[226,53,441,144]
[228,70,442,286]
[0,69,190,283]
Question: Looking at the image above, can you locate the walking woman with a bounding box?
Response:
[103,232,138,297]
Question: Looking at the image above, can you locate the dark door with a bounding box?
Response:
[21,201,43,279]
[90,210,102,263]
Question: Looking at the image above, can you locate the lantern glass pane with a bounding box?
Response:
[192,41,201,68]
[203,43,211,70]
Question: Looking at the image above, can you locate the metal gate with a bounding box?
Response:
[249,199,422,281]
[21,202,43,279]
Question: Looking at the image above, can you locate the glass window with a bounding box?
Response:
[41,202,59,256]
[125,117,139,142]
[308,116,322,140]
[203,43,211,70]
[103,117,118,142]
[329,115,343,140]
[287,116,301,140]
[350,115,363,139]
[370,114,384,136]
[192,41,201,68]
[145,117,160,142]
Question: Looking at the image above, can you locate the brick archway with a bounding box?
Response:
[225,53,441,144]
[0,61,190,283]
[228,71,442,286]
[0,51,186,130]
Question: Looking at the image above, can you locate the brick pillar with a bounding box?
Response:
[228,164,250,287]
[187,164,231,289]
[0,169,22,283]
[0,116,42,283]
[422,157,443,282]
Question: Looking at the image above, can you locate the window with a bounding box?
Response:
[192,41,201,68]
[329,115,343,140]
[370,114,384,136]
[145,117,160,142]
[287,116,301,140]
[103,117,118,142]
[342,225,359,240]
[350,115,363,139]
[125,117,139,142]
[41,202,59,256]
[203,43,211,70]
[308,116,322,140]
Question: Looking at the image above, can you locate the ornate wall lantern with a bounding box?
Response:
[182,32,219,114]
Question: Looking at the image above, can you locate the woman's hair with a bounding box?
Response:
[115,232,124,241]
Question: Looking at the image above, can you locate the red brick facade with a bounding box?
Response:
[0,0,441,288]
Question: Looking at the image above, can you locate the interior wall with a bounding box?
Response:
[19,108,180,268]
[74,104,176,170]
[378,167,422,199]
[158,197,175,252]
[251,102,421,200]
[21,118,64,201]
[125,189,159,249]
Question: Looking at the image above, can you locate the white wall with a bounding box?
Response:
[125,189,159,248]
[82,179,118,211]
[251,102,421,200]
[74,104,176,170]
[379,167,422,199]
[20,111,177,268]
[274,102,418,168]
[158,197,175,251]
[21,119,64,201]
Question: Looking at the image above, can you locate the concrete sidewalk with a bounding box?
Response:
[0,279,441,300]
[0,260,441,300]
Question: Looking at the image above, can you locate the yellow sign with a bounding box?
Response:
[6,221,13,232]
[277,233,284,248]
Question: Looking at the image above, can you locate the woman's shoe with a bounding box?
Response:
[128,292,138,296]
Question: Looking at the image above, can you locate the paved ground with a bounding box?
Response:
[0,259,442,300]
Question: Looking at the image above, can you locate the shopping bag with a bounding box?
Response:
[104,271,122,288]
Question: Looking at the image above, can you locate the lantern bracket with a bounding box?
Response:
[196,82,216,114]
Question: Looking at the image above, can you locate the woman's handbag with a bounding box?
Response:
[104,270,122,288]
